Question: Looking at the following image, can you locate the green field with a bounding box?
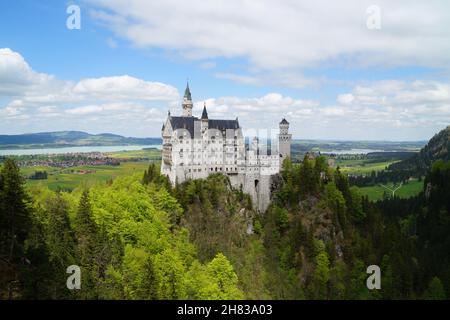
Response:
[23,162,151,191]
[11,149,162,191]
[358,179,424,201]
[106,148,161,159]
[336,159,399,175]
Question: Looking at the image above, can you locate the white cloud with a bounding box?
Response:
[0,48,178,136]
[72,75,178,101]
[0,48,57,96]
[1,48,449,140]
[88,0,450,88]
[188,80,450,140]
[106,37,118,48]
[199,61,216,70]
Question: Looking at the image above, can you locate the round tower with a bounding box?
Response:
[278,118,292,161]
[182,82,193,117]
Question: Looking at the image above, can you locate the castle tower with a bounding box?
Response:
[278,118,292,162]
[251,136,259,153]
[201,102,208,133]
[182,82,193,117]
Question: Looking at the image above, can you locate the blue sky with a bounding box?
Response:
[1,0,450,140]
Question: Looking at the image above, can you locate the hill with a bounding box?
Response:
[389,126,450,173]
[0,131,162,149]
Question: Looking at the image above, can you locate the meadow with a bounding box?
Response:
[335,158,400,175]
[24,162,151,191]
[357,179,424,201]
[106,148,161,159]
[334,157,423,201]
[16,149,161,191]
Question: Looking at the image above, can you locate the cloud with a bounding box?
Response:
[106,37,118,48]
[1,48,449,140]
[88,0,450,88]
[72,76,178,101]
[199,61,216,70]
[0,48,57,96]
[189,80,450,140]
[0,48,178,136]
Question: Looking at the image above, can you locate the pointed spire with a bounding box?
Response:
[184,80,192,100]
[201,102,208,119]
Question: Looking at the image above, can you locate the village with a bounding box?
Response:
[11,152,122,168]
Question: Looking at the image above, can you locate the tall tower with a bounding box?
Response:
[278,118,292,162]
[182,82,193,117]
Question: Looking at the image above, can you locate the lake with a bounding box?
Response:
[0,145,162,156]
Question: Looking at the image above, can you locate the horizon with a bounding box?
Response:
[0,129,432,143]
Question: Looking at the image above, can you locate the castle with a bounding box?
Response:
[161,83,291,212]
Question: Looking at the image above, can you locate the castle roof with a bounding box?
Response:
[201,103,208,119]
[169,116,239,137]
[170,116,197,136]
[208,119,240,131]
[280,118,289,125]
[184,82,192,100]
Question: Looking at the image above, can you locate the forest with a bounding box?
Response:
[1,149,449,299]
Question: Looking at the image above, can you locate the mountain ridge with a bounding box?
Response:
[389,125,450,173]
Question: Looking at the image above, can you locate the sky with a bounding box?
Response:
[1,0,450,140]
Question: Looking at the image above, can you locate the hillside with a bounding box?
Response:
[0,131,162,149]
[388,126,450,175]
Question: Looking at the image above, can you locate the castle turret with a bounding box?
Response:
[201,102,208,133]
[278,118,292,161]
[182,82,193,117]
[251,136,259,153]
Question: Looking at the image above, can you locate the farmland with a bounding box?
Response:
[23,162,151,191]
[358,179,424,201]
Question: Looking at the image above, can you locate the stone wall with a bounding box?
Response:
[229,172,272,213]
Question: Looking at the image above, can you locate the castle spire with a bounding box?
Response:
[184,81,192,101]
[182,80,193,117]
[201,102,208,119]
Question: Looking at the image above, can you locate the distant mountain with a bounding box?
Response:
[389,126,450,172]
[0,131,162,149]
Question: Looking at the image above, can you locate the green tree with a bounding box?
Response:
[199,253,244,300]
[311,240,330,299]
[0,158,32,299]
[423,277,446,300]
[43,193,76,298]
[74,189,98,298]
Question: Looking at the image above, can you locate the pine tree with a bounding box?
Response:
[0,158,32,299]
[44,193,76,298]
[142,256,159,299]
[0,159,31,262]
[423,277,446,300]
[46,193,75,267]
[74,189,98,298]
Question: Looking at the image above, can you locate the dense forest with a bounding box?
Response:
[389,126,450,174]
[1,150,449,299]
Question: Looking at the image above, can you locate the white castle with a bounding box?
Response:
[161,83,291,211]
